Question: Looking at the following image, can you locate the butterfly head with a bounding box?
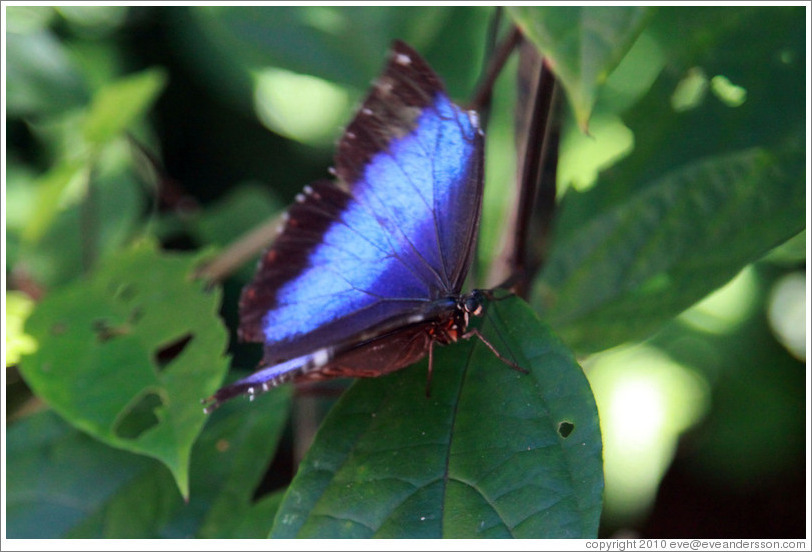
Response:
[461,290,487,317]
[434,290,485,345]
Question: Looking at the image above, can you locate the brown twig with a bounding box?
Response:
[468,26,522,117]
[488,41,559,297]
[194,214,283,283]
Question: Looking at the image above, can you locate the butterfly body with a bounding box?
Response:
[205,41,486,412]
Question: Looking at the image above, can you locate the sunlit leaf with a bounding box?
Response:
[6,291,39,365]
[507,6,652,129]
[83,67,168,147]
[20,158,88,244]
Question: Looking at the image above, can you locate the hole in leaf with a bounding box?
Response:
[112,282,138,302]
[92,319,130,342]
[115,392,163,439]
[558,421,575,439]
[154,333,193,372]
[129,307,144,325]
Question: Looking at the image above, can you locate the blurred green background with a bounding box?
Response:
[5,5,807,538]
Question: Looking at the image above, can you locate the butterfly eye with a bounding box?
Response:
[463,294,484,317]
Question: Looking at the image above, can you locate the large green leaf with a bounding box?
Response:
[507,6,652,129]
[538,7,806,354]
[6,387,291,538]
[535,146,805,353]
[6,410,156,538]
[270,296,603,538]
[19,240,230,498]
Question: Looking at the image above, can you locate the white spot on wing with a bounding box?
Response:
[377,79,393,95]
[407,314,425,324]
[395,53,411,65]
[312,348,330,368]
[303,185,314,195]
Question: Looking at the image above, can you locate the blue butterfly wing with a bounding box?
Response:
[236,41,483,380]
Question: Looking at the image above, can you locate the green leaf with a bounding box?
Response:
[5,387,290,539]
[13,167,145,287]
[212,490,285,539]
[177,6,488,114]
[83,67,167,147]
[20,158,88,244]
[5,25,89,116]
[66,387,292,538]
[6,410,156,538]
[553,6,805,228]
[194,386,292,538]
[507,6,652,129]
[218,491,287,539]
[190,183,282,248]
[6,291,38,365]
[536,146,805,353]
[6,5,57,33]
[67,460,181,538]
[270,297,603,538]
[19,240,230,498]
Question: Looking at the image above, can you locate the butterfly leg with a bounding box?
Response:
[425,340,435,398]
[462,327,529,374]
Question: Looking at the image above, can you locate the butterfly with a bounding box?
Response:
[204,40,517,413]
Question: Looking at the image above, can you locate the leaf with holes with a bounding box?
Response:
[19,240,229,498]
[269,296,603,538]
